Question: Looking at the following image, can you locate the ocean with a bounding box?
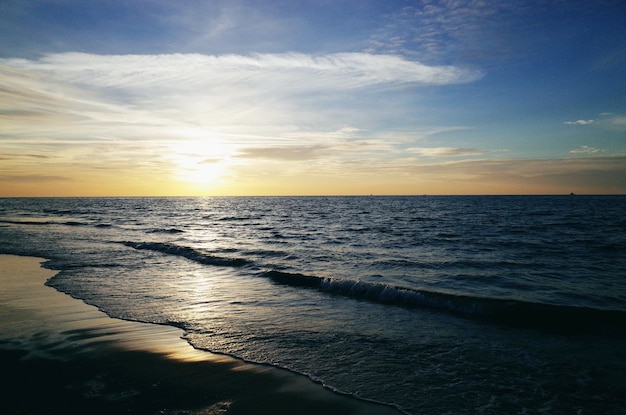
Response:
[1,195,625,414]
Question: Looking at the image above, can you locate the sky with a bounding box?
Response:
[1,0,625,196]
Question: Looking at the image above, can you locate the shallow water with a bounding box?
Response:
[1,196,625,414]
[1,255,399,415]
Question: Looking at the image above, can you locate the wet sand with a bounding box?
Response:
[0,254,402,415]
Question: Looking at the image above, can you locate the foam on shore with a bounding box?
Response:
[0,254,402,415]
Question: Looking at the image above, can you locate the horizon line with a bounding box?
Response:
[1,193,623,198]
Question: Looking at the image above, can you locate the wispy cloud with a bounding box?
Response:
[406,147,484,157]
[5,52,482,91]
[367,155,626,194]
[0,173,71,183]
[563,114,626,129]
[1,52,481,141]
[0,51,482,169]
[237,145,328,161]
[367,0,539,64]
[564,119,595,125]
[569,145,602,154]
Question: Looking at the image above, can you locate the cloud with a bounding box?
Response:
[569,146,602,154]
[368,0,619,68]
[368,155,626,193]
[0,174,70,183]
[564,119,595,125]
[236,145,328,161]
[406,147,484,157]
[0,52,483,182]
[0,152,58,159]
[367,0,536,63]
[0,52,482,141]
[0,55,491,192]
[562,114,626,129]
[200,158,222,164]
[3,52,482,92]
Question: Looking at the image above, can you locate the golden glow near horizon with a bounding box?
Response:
[168,140,231,187]
[1,2,625,196]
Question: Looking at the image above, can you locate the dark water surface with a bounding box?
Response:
[1,196,625,414]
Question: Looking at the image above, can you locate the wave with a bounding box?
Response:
[261,271,626,331]
[63,221,90,226]
[0,219,51,226]
[217,215,263,222]
[146,228,184,234]
[119,241,626,331]
[0,219,90,226]
[122,241,251,268]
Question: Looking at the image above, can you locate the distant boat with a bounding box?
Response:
[569,192,575,196]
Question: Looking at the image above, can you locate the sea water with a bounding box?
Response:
[1,196,625,414]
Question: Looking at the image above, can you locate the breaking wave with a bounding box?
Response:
[122,241,251,267]
[119,240,626,331]
[262,270,626,330]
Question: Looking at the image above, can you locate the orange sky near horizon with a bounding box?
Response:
[1,159,620,197]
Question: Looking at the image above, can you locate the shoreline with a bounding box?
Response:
[0,254,402,415]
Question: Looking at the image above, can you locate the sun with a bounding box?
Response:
[177,159,227,184]
[169,140,231,185]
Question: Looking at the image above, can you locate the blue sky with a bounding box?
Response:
[1,0,625,195]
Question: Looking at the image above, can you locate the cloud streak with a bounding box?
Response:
[564,119,595,125]
[569,146,602,154]
[406,147,484,157]
[361,155,626,194]
[4,52,482,91]
[1,52,482,142]
[237,145,328,161]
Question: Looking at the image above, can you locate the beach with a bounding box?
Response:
[0,254,402,415]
